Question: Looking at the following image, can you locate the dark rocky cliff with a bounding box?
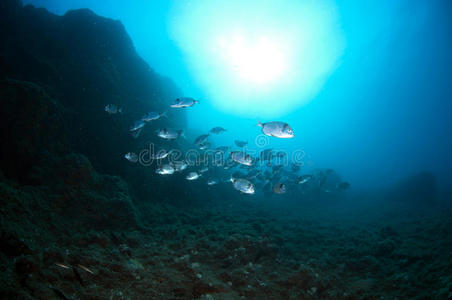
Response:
[0,0,191,206]
[1,0,186,175]
[0,2,191,296]
[0,0,192,299]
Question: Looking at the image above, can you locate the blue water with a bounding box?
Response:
[23,0,452,192]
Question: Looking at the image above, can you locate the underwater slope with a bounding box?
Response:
[0,0,194,208]
[0,0,185,178]
[0,1,185,297]
[1,1,452,299]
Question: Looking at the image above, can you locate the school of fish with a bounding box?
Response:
[106,97,349,195]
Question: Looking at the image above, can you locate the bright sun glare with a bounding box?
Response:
[219,35,287,84]
[170,0,345,117]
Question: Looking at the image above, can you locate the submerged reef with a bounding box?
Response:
[0,1,451,299]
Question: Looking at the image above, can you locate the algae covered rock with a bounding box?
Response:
[1,0,185,190]
[2,150,143,233]
[0,79,67,183]
[30,152,143,230]
[29,152,97,186]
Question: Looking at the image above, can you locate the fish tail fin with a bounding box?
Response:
[119,107,123,113]
[257,121,263,127]
[179,130,186,139]
[161,111,168,118]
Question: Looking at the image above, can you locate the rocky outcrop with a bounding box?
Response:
[0,0,185,181]
[0,79,68,182]
[0,0,196,213]
[0,3,187,297]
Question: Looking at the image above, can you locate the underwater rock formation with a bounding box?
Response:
[1,0,185,177]
[0,0,194,208]
[0,79,67,182]
[0,2,186,297]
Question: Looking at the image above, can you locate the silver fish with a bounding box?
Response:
[186,172,201,180]
[130,128,142,138]
[257,121,294,138]
[231,151,254,166]
[209,127,227,134]
[172,161,188,172]
[130,120,146,132]
[156,128,184,140]
[231,178,255,194]
[171,97,199,108]
[142,111,166,122]
[124,152,138,163]
[105,104,123,114]
[234,140,248,147]
[194,134,209,145]
[199,167,209,173]
[297,174,312,185]
[156,164,175,175]
[273,183,286,194]
[198,142,210,150]
[207,178,219,185]
[152,149,171,160]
